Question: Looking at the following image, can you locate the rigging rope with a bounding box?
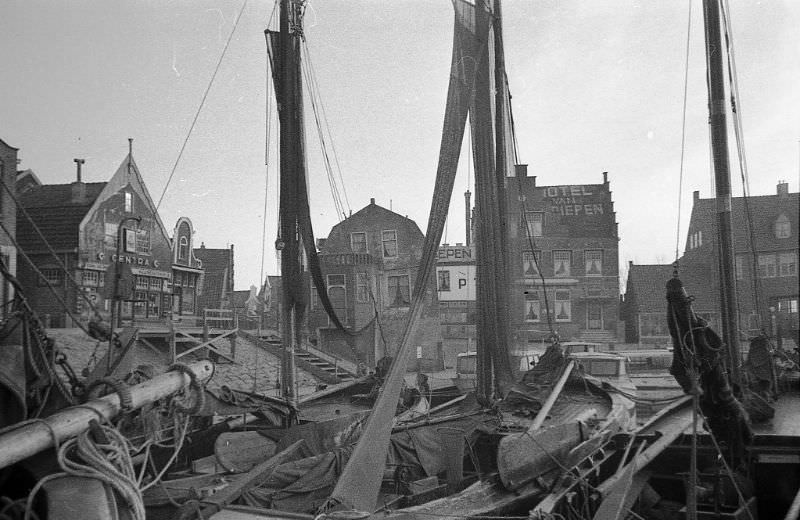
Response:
[674,0,693,265]
[155,0,249,210]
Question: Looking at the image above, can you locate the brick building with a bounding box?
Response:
[16,153,174,327]
[0,139,18,318]
[505,169,621,346]
[621,182,798,346]
[193,243,235,314]
[309,198,441,369]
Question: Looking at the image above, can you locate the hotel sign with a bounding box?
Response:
[437,245,473,263]
[542,185,605,216]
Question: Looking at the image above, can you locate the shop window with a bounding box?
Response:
[388,274,410,307]
[39,268,62,286]
[148,293,160,317]
[382,230,398,258]
[350,232,367,253]
[179,236,189,260]
[554,290,571,322]
[149,277,161,291]
[553,250,572,277]
[356,273,369,303]
[585,250,602,276]
[438,270,451,292]
[134,291,147,316]
[775,214,791,239]
[524,292,540,323]
[522,251,541,277]
[524,212,543,237]
[135,276,149,290]
[778,252,797,277]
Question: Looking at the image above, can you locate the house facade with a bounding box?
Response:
[170,217,203,317]
[505,168,621,346]
[16,153,174,327]
[193,244,235,315]
[308,198,441,368]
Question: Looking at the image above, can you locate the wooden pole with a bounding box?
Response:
[0,359,214,470]
[529,360,575,431]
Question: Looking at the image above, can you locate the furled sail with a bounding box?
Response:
[323,0,489,512]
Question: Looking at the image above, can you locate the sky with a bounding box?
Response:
[2,0,798,291]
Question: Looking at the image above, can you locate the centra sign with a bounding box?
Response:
[97,251,161,269]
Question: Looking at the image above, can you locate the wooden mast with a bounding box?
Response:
[702,0,742,388]
[277,0,302,412]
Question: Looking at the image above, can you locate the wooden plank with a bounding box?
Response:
[201,439,306,509]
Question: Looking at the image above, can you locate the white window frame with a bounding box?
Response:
[554,289,571,322]
[356,272,370,303]
[522,251,541,277]
[585,249,602,276]
[758,253,777,278]
[125,191,133,213]
[438,269,451,292]
[775,214,791,239]
[778,252,797,277]
[524,211,543,237]
[178,236,189,260]
[553,250,572,277]
[524,292,540,323]
[387,274,411,307]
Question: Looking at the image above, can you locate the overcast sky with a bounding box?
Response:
[2,1,798,290]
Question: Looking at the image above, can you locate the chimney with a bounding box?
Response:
[514,164,528,178]
[370,197,375,205]
[693,190,700,202]
[464,190,472,246]
[602,171,608,185]
[777,180,789,198]
[532,175,536,187]
[71,158,86,202]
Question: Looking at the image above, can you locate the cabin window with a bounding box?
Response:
[553,250,571,277]
[522,251,541,277]
[524,292,540,322]
[757,254,777,278]
[775,214,790,239]
[524,212,543,237]
[356,273,370,303]
[778,252,797,277]
[438,270,451,292]
[388,274,410,307]
[350,232,367,253]
[584,360,620,377]
[554,289,571,322]
[585,250,602,276]
[39,268,63,286]
[382,230,398,258]
[125,192,133,213]
[179,236,189,260]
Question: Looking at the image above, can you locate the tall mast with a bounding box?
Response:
[277,0,303,411]
[702,0,742,387]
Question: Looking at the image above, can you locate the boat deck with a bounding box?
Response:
[752,391,800,437]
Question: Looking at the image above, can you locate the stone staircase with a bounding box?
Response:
[295,350,356,383]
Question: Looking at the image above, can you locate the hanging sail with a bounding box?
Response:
[266,30,350,334]
[323,0,487,512]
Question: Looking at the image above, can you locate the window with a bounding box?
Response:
[123,228,137,253]
[555,289,571,322]
[105,223,118,249]
[524,212,543,237]
[135,276,149,290]
[179,236,189,260]
[778,252,797,277]
[125,192,133,213]
[39,268,62,286]
[148,292,160,317]
[382,230,398,258]
[553,250,571,277]
[585,250,602,276]
[310,285,320,310]
[327,274,345,286]
[777,298,798,314]
[775,214,791,239]
[327,276,347,324]
[136,228,150,255]
[134,291,146,316]
[388,274,410,307]
[697,231,703,247]
[438,270,451,291]
[524,292,540,322]
[356,273,370,303]
[149,277,161,291]
[522,251,541,277]
[175,271,183,287]
[187,273,195,287]
[350,232,367,253]
[757,254,777,278]
[82,270,100,287]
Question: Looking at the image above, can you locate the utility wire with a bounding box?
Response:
[675,0,693,264]
[156,0,249,210]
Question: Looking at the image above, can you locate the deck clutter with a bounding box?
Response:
[0,0,798,519]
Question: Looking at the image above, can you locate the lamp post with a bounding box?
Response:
[107,216,141,373]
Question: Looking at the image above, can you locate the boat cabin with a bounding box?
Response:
[453,349,542,393]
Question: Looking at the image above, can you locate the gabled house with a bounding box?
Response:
[193,243,235,315]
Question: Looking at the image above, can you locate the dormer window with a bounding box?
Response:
[775,214,790,239]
